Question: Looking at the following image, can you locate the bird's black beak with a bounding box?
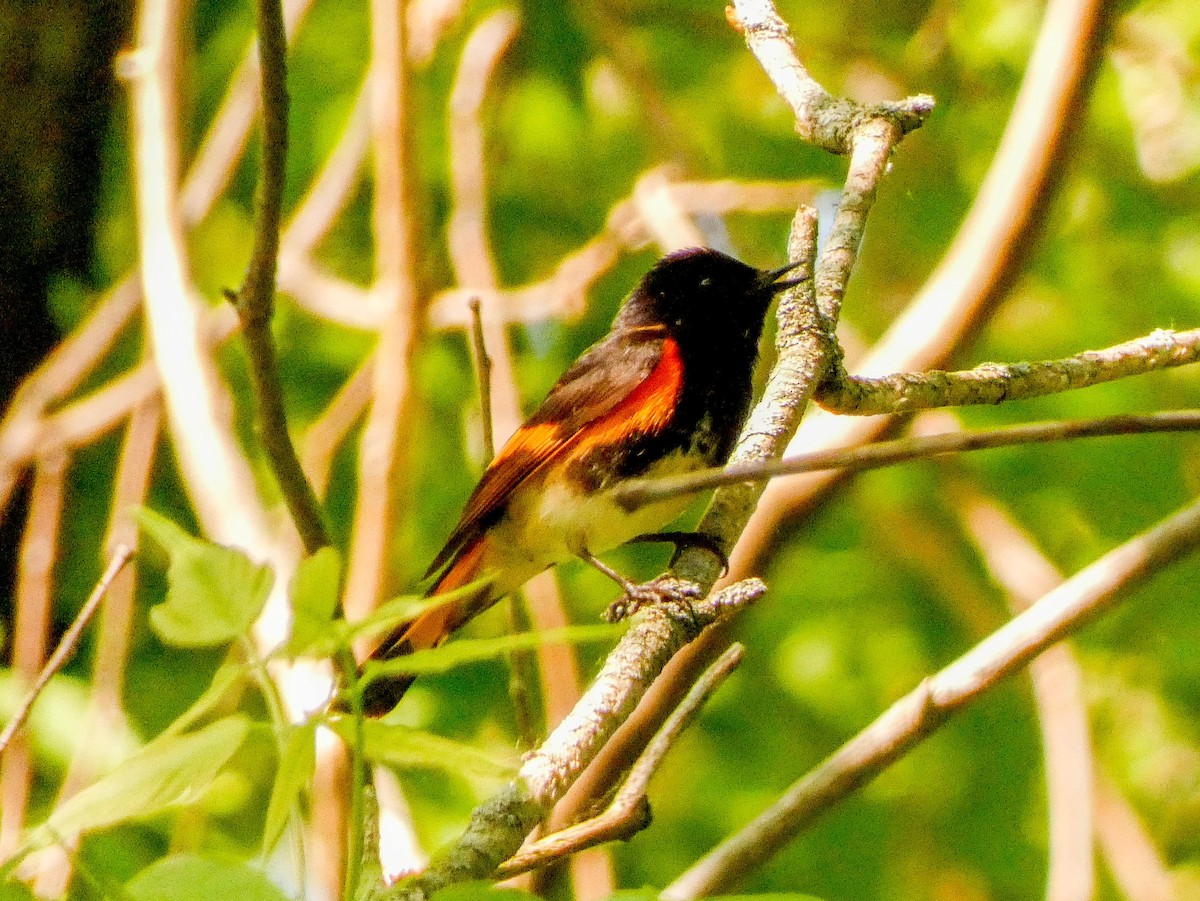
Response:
[760,258,807,294]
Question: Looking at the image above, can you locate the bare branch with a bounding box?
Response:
[125,0,277,556]
[664,493,1200,897]
[819,328,1200,415]
[0,546,134,758]
[948,472,1095,900]
[732,0,1109,565]
[380,580,765,899]
[615,410,1200,507]
[496,644,744,878]
[730,0,932,154]
[231,0,331,555]
[343,0,424,624]
[0,456,67,858]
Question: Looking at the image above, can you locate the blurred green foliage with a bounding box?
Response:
[7,0,1200,898]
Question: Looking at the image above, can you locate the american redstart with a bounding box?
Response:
[358,247,800,715]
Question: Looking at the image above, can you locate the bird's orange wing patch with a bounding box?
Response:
[573,336,683,451]
[426,337,683,578]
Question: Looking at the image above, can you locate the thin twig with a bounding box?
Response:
[663,493,1200,898]
[231,0,331,555]
[615,410,1200,508]
[467,297,495,462]
[496,644,744,878]
[0,456,67,859]
[0,546,134,758]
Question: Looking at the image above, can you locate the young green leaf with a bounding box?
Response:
[161,663,247,739]
[327,719,517,779]
[125,854,288,901]
[287,546,342,654]
[260,720,317,855]
[134,507,274,647]
[22,716,250,855]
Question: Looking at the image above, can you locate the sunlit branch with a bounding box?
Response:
[819,328,1200,415]
[732,0,1110,568]
[0,456,67,858]
[495,645,744,878]
[614,410,1200,508]
[663,494,1200,897]
[0,546,134,759]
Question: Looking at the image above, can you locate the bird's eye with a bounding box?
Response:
[699,277,712,288]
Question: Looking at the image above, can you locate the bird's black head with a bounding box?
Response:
[618,247,799,350]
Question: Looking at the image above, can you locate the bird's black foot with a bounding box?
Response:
[627,530,729,575]
[602,574,703,624]
[575,547,704,623]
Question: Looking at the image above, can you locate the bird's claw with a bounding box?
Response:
[603,575,703,623]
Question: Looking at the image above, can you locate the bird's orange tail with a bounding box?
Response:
[358,539,494,716]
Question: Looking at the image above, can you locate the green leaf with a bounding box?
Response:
[125,854,288,901]
[336,583,489,648]
[0,878,36,901]
[162,663,247,739]
[23,716,250,854]
[134,507,274,647]
[287,546,342,654]
[363,623,623,680]
[327,719,517,778]
[261,720,317,855]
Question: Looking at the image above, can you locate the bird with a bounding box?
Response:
[356,247,801,716]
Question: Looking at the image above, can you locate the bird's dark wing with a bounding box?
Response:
[425,324,681,578]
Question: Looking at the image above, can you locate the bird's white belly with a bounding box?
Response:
[489,451,701,580]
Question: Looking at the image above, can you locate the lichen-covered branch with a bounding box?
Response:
[818,328,1200,415]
